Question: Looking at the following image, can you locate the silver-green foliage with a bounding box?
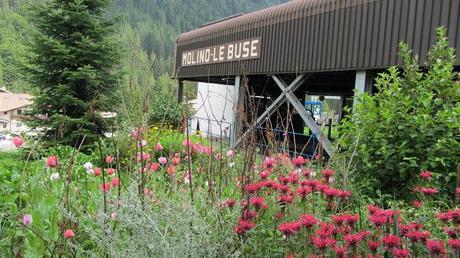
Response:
[81,183,238,258]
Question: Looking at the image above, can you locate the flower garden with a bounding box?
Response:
[1,124,459,257]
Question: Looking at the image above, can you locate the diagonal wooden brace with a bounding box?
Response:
[272,75,334,157]
[232,74,309,148]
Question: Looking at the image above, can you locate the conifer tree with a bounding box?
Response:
[27,0,120,147]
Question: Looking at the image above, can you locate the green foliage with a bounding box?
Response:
[0,2,34,92]
[26,0,121,148]
[339,28,460,201]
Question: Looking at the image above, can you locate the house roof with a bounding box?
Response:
[0,91,33,112]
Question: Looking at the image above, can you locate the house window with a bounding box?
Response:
[17,122,22,127]
[17,109,22,115]
[3,112,6,115]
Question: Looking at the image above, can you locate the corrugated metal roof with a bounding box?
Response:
[175,0,460,79]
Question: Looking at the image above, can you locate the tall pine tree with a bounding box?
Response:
[27,0,120,147]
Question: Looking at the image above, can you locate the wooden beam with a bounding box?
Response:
[272,75,334,157]
[232,74,309,148]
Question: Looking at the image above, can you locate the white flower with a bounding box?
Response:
[83,162,93,171]
[86,169,94,175]
[50,173,60,181]
[228,162,235,168]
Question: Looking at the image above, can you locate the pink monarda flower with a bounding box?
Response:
[224,199,236,208]
[158,157,167,165]
[419,170,433,180]
[249,197,268,210]
[111,212,117,221]
[64,229,75,239]
[155,143,164,151]
[292,156,305,167]
[333,246,347,258]
[99,183,111,192]
[93,167,102,176]
[278,194,294,204]
[297,186,312,199]
[412,200,422,208]
[22,214,33,226]
[420,187,438,196]
[214,153,222,160]
[259,170,270,180]
[321,169,335,180]
[226,149,234,158]
[368,240,381,253]
[46,156,58,168]
[426,240,446,256]
[278,221,302,236]
[105,155,114,164]
[405,231,430,243]
[393,248,410,258]
[13,136,24,148]
[106,168,116,175]
[448,239,460,251]
[263,157,275,169]
[299,214,317,228]
[111,177,120,187]
[311,236,336,250]
[234,219,255,235]
[382,234,401,249]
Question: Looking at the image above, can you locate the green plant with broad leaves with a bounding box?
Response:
[339,27,460,201]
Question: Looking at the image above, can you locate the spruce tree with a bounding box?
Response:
[27,0,120,148]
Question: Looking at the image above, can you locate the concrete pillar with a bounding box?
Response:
[230,76,243,146]
[353,71,371,108]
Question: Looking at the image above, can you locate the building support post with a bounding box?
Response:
[177,80,184,103]
[230,76,243,146]
[353,71,372,108]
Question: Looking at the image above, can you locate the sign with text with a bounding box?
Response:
[181,38,261,67]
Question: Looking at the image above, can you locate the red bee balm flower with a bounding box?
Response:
[426,240,446,256]
[64,229,75,239]
[321,169,335,179]
[368,240,380,253]
[278,221,302,236]
[420,187,438,196]
[382,234,400,249]
[46,156,58,168]
[299,214,317,228]
[224,199,236,208]
[419,170,433,180]
[448,239,460,251]
[393,248,410,258]
[292,156,305,167]
[249,197,268,210]
[234,219,255,235]
[311,236,336,250]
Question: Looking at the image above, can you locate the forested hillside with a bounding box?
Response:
[0,0,286,92]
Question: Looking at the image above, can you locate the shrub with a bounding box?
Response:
[339,28,460,200]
